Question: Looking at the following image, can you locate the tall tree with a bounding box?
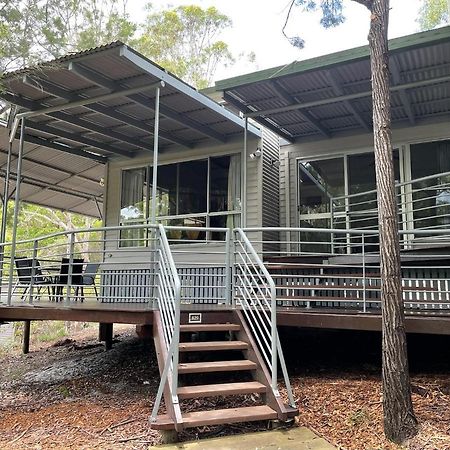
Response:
[134,4,234,89]
[418,0,450,30]
[285,0,418,443]
[0,0,135,72]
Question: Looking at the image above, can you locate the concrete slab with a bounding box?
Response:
[151,427,336,450]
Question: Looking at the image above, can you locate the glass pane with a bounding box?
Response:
[210,155,241,212]
[120,168,147,247]
[120,168,147,222]
[298,158,345,215]
[299,218,332,254]
[150,164,177,216]
[411,140,450,231]
[178,160,208,214]
[347,151,399,231]
[164,217,206,242]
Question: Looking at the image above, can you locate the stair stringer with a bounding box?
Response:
[152,311,184,431]
[233,310,298,421]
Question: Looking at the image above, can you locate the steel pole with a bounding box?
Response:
[242,118,248,227]
[0,140,13,302]
[7,118,26,305]
[150,87,160,225]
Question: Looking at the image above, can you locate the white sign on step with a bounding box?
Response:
[188,313,202,324]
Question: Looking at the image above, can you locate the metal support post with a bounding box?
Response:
[23,319,31,354]
[241,118,248,227]
[0,140,13,301]
[150,88,161,305]
[150,87,161,226]
[7,118,26,306]
[224,229,231,306]
[362,233,367,313]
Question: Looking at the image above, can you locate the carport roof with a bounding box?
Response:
[213,26,450,143]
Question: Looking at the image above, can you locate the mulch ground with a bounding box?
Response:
[0,325,449,449]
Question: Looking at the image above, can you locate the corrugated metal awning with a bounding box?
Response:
[214,27,450,143]
[0,42,258,217]
[0,124,104,217]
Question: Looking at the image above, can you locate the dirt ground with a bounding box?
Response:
[0,325,449,450]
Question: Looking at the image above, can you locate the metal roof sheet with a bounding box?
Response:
[0,125,104,217]
[215,26,450,142]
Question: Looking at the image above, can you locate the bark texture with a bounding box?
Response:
[366,0,418,443]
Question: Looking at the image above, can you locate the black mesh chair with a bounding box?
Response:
[75,263,100,301]
[53,258,84,302]
[13,257,52,301]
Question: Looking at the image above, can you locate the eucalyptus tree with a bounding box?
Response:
[134,4,234,89]
[418,0,450,30]
[285,0,418,443]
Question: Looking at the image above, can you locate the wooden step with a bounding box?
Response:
[152,405,278,430]
[178,359,257,374]
[178,381,267,399]
[179,340,248,352]
[180,323,240,332]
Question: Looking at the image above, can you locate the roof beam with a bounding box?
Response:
[0,148,101,186]
[25,120,130,157]
[271,80,331,138]
[20,133,107,163]
[2,92,142,155]
[68,62,228,143]
[0,169,103,202]
[23,75,193,149]
[223,92,294,143]
[324,70,371,131]
[390,58,415,125]
[245,73,450,118]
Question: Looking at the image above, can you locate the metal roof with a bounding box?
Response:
[0,123,104,217]
[0,42,258,216]
[214,26,450,143]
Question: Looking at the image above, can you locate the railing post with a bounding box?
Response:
[224,228,232,306]
[271,281,278,396]
[330,198,335,254]
[29,240,39,304]
[65,233,75,305]
[362,233,367,313]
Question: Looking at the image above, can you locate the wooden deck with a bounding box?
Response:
[1,301,450,334]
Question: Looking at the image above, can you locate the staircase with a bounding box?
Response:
[151,310,298,431]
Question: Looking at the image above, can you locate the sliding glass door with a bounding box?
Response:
[297,150,401,253]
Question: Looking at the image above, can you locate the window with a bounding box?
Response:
[119,155,241,246]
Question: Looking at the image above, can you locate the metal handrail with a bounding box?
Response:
[151,224,182,423]
[233,228,295,407]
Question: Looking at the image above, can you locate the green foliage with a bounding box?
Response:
[418,0,449,30]
[134,4,234,88]
[0,0,135,72]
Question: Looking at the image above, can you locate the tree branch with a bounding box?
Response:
[352,0,374,11]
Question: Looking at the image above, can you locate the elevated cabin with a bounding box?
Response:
[1,27,450,432]
[213,26,450,325]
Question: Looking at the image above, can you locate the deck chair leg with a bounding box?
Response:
[94,285,99,300]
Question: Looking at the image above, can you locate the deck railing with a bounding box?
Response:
[243,227,450,313]
[330,170,450,249]
[151,224,182,423]
[234,228,295,406]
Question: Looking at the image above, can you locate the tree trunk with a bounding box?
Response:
[367,0,418,443]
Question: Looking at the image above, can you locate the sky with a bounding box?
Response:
[129,0,424,82]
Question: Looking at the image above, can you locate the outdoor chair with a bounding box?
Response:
[13,257,53,301]
[74,263,100,302]
[52,258,84,302]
